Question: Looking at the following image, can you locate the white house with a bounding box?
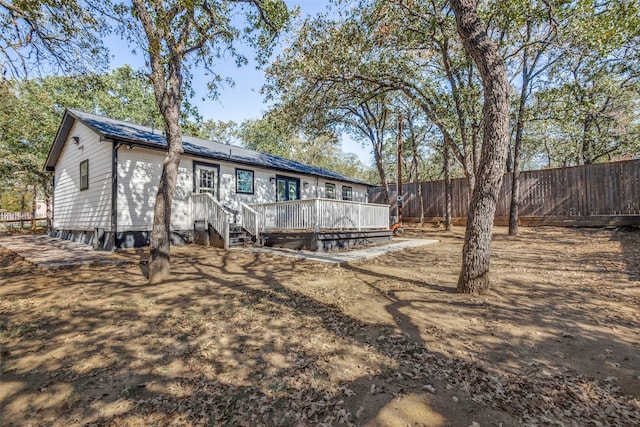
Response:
[44,109,389,250]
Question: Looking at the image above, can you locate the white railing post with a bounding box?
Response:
[240,203,261,242]
[223,219,229,250]
[358,203,362,231]
[315,198,320,232]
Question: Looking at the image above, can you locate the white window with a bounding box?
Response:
[325,183,336,199]
[342,186,352,201]
[236,169,254,194]
[195,163,219,197]
[79,160,89,191]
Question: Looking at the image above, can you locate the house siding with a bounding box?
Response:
[117,147,192,232]
[316,180,367,202]
[215,161,368,212]
[218,164,276,207]
[52,122,112,231]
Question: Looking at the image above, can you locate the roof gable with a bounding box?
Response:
[45,109,370,186]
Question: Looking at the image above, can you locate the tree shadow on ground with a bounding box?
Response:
[1,227,639,425]
[608,226,640,282]
[1,252,462,426]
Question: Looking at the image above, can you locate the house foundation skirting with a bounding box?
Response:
[262,230,392,251]
[49,228,194,251]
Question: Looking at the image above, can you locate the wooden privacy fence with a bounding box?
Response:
[369,159,640,226]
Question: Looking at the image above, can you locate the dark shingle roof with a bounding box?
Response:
[45,109,370,186]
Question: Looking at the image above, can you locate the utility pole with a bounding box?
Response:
[397,115,403,224]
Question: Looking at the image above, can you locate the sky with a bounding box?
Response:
[105,1,373,164]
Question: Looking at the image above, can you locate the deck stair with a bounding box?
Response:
[228,224,254,247]
[193,195,391,251]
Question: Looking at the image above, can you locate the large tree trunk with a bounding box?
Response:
[148,105,183,283]
[132,0,186,284]
[451,0,511,294]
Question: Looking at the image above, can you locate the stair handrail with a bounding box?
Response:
[240,203,260,241]
[192,192,231,249]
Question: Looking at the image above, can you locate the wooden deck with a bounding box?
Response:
[261,229,392,251]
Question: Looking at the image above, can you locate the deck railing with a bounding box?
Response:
[192,193,231,249]
[241,203,260,239]
[0,211,47,222]
[248,198,389,232]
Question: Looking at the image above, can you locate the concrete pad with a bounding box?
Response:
[234,238,438,265]
[0,235,133,268]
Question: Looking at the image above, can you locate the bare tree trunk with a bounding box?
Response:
[451,0,511,294]
[466,165,476,202]
[412,144,425,224]
[509,30,532,237]
[19,191,27,230]
[509,82,527,236]
[130,0,286,282]
[509,148,522,236]
[132,0,186,283]
[43,175,53,230]
[444,142,452,231]
[397,116,403,223]
[46,198,52,229]
[417,181,425,224]
[505,143,513,173]
[509,92,525,236]
[374,153,390,205]
[372,124,390,205]
[148,103,183,283]
[136,1,185,282]
[31,185,37,230]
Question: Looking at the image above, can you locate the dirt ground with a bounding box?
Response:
[1,226,639,426]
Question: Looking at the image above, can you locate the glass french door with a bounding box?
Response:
[195,164,219,198]
[276,176,300,201]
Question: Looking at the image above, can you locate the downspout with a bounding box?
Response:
[112,141,122,250]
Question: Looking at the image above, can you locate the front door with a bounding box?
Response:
[276,176,300,201]
[195,164,219,198]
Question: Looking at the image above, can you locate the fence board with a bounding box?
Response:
[369,159,640,225]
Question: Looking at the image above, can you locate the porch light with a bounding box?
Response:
[269,176,276,183]
[303,181,309,188]
[72,136,80,144]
